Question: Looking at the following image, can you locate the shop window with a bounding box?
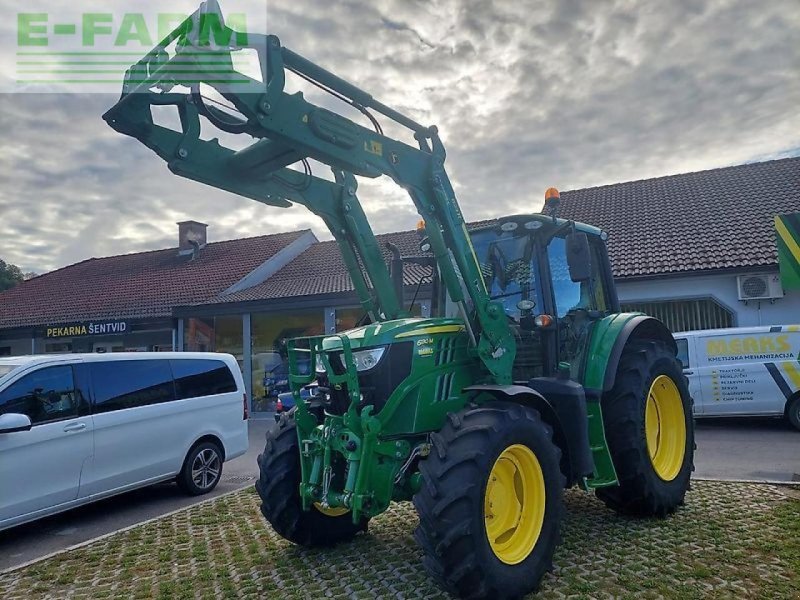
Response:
[90,360,176,413]
[0,366,79,424]
[334,307,367,332]
[45,342,73,353]
[184,317,216,352]
[171,359,237,399]
[184,315,244,374]
[0,337,34,356]
[250,310,324,412]
[333,305,423,333]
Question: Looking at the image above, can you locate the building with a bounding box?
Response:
[557,156,800,331]
[0,221,430,416]
[1,156,798,415]
[0,221,314,357]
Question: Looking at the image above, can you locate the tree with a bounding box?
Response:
[0,259,25,292]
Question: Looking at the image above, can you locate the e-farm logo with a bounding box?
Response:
[12,8,259,91]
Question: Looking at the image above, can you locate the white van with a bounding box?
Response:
[673,325,800,430]
[0,352,248,531]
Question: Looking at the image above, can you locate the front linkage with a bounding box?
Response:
[286,336,422,523]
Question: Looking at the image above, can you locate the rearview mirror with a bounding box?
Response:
[0,413,32,434]
[566,231,592,282]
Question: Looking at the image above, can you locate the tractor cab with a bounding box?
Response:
[425,211,618,383]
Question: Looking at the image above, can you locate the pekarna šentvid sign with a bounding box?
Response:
[45,321,128,338]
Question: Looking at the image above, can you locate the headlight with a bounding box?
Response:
[340,347,386,372]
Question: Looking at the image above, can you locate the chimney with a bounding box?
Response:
[177,221,208,257]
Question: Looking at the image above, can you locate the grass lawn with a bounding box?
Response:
[1,480,798,599]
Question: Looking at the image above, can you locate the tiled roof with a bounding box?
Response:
[0,230,307,329]
[558,156,800,278]
[201,157,800,304]
[208,230,431,304]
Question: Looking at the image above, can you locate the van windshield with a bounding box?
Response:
[0,365,19,378]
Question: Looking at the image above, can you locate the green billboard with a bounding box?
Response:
[776,213,800,291]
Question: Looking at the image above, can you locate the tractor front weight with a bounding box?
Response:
[287,336,413,523]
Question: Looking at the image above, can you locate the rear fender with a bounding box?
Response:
[584,314,677,392]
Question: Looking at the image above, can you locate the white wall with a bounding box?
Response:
[617,271,800,327]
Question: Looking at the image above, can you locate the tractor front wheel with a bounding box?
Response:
[596,341,695,516]
[255,411,368,546]
[414,402,564,600]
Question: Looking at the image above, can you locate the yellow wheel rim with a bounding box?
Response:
[645,375,687,481]
[313,502,349,517]
[484,444,545,565]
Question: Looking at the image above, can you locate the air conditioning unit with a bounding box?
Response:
[737,273,784,301]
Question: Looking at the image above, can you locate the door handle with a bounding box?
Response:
[63,422,87,432]
[684,370,694,375]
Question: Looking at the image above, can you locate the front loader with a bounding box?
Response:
[104,3,695,597]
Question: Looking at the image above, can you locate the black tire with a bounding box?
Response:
[787,395,800,431]
[596,341,695,516]
[255,411,368,546]
[177,441,223,496]
[413,402,564,600]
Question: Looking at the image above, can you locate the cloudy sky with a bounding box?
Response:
[1,0,798,274]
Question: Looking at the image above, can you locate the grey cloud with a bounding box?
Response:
[1,0,798,273]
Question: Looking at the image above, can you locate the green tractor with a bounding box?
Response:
[104,3,694,597]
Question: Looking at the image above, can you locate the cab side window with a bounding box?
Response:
[547,236,611,317]
[0,366,79,425]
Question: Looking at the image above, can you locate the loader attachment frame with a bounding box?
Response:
[103,1,518,383]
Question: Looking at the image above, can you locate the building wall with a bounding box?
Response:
[617,271,800,328]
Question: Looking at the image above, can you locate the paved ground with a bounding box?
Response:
[1,415,797,573]
[694,417,800,482]
[0,481,797,599]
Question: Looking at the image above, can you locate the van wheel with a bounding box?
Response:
[178,441,223,495]
[787,396,800,431]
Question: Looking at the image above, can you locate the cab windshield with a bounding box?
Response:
[470,228,541,323]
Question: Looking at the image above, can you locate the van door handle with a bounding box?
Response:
[63,422,86,432]
[684,370,694,375]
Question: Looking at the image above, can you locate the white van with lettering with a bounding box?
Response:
[0,353,248,531]
[673,325,800,430]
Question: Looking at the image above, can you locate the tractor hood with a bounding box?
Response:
[320,317,466,351]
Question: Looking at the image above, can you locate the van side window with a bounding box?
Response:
[675,338,690,369]
[0,366,79,424]
[91,360,175,413]
[171,359,237,399]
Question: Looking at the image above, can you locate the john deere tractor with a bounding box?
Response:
[104,3,694,597]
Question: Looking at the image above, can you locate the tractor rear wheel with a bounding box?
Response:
[414,402,564,600]
[596,341,694,516]
[255,411,368,546]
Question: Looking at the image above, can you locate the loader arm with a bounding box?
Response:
[103,1,516,382]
